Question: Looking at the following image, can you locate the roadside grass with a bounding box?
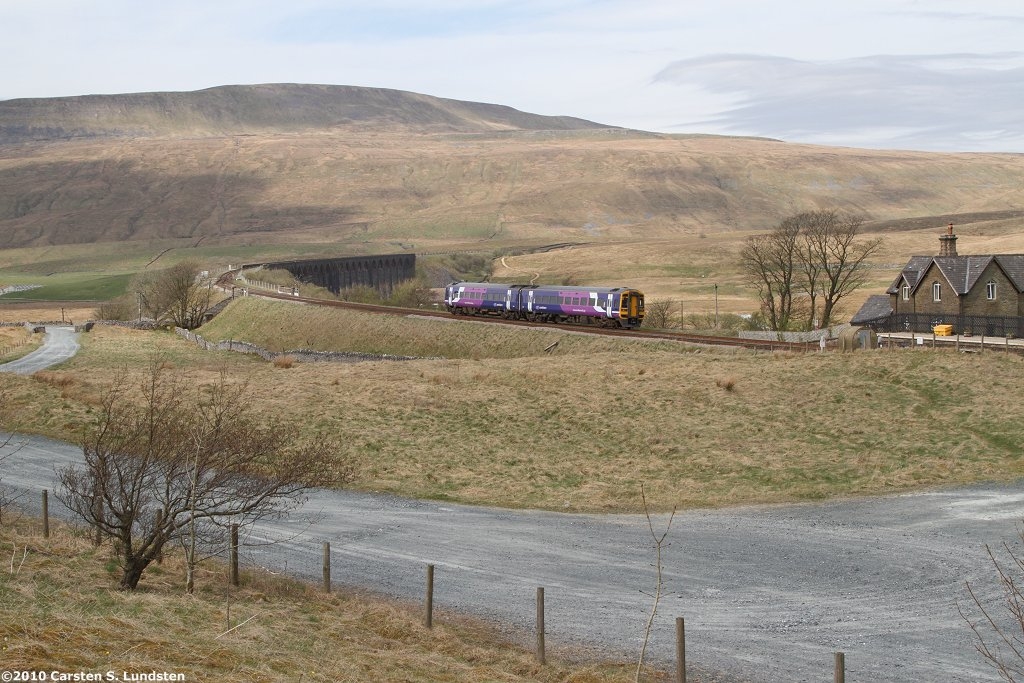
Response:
[0,325,43,362]
[2,301,1023,513]
[0,524,634,683]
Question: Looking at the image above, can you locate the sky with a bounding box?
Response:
[3,0,1024,153]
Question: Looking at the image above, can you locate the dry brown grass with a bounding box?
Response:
[0,523,637,682]
[0,303,97,324]
[4,303,1024,514]
[0,325,34,360]
[272,354,297,369]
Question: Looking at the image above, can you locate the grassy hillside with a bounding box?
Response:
[1,85,1023,257]
[0,84,613,142]
[3,298,1023,513]
[2,85,1024,322]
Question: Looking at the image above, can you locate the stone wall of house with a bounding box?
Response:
[961,262,1020,318]
[912,263,961,317]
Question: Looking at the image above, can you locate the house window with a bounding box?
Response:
[932,282,942,302]
[987,281,997,300]
[901,285,910,301]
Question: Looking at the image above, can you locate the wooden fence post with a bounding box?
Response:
[322,541,331,593]
[676,617,686,683]
[424,564,435,628]
[230,523,239,587]
[536,587,546,664]
[834,651,845,683]
[41,489,49,538]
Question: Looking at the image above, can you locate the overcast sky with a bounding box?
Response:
[3,1,1024,152]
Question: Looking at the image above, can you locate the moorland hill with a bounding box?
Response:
[1,83,1023,256]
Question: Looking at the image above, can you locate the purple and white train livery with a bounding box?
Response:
[444,282,645,329]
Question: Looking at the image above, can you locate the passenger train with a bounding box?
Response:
[444,282,645,329]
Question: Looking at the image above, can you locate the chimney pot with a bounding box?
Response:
[939,223,958,257]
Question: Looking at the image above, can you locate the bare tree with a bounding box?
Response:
[802,211,882,328]
[961,531,1024,681]
[796,213,828,330]
[740,217,801,332]
[136,260,215,329]
[57,362,354,591]
[741,210,880,332]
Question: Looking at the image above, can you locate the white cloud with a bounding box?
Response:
[654,53,1024,151]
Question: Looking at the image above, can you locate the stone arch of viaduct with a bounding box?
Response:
[250,254,416,296]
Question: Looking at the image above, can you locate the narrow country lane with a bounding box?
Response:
[0,326,80,375]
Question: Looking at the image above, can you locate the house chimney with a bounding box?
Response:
[939,222,958,257]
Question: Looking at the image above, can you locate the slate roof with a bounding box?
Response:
[851,294,893,325]
[995,255,1024,290]
[887,256,932,294]
[887,254,1024,296]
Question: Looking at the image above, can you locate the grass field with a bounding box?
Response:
[3,297,1022,513]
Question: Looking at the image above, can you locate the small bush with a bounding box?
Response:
[273,355,296,369]
[716,376,737,392]
[33,371,75,389]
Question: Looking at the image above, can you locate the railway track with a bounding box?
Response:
[243,287,816,353]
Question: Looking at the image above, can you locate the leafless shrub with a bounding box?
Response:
[134,260,215,330]
[32,371,75,390]
[0,388,28,523]
[644,299,675,330]
[96,295,139,322]
[273,355,297,369]
[57,361,355,592]
[961,530,1024,681]
[636,484,677,682]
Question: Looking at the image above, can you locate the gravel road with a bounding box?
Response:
[0,325,79,375]
[2,432,1020,682]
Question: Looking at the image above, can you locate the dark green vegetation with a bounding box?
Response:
[0,273,132,301]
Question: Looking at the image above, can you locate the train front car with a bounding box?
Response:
[523,285,645,328]
[616,288,645,328]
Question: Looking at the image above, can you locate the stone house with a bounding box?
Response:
[852,224,1024,336]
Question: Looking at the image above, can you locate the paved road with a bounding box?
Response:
[0,326,79,374]
[1,433,1019,682]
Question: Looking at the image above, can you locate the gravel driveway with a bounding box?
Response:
[2,433,1020,682]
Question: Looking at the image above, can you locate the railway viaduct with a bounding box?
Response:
[245,253,416,295]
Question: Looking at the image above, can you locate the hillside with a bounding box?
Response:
[2,84,1024,254]
[0,83,614,142]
